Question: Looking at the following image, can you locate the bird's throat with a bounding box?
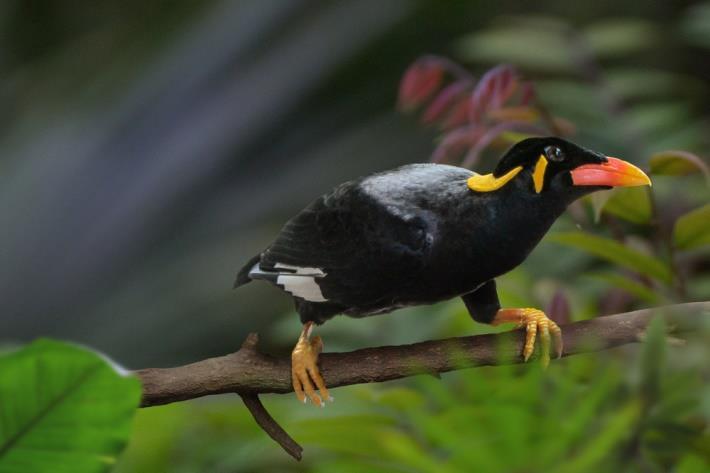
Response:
[470,190,567,280]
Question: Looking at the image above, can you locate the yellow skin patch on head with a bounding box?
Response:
[467,166,523,192]
[532,155,548,193]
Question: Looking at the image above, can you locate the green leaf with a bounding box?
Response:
[376,387,425,410]
[640,315,667,404]
[673,203,710,250]
[456,24,574,72]
[648,123,708,152]
[605,68,685,100]
[586,272,663,304]
[378,429,458,473]
[583,19,657,57]
[535,79,608,124]
[649,150,710,181]
[294,415,395,457]
[682,2,710,49]
[588,190,614,223]
[548,232,672,283]
[551,401,640,473]
[626,102,692,135]
[0,339,141,473]
[676,453,710,473]
[601,187,652,224]
[541,368,620,464]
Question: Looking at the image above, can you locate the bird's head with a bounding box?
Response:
[467,137,651,203]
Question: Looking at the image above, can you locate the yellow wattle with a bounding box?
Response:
[467,166,523,192]
[532,155,548,193]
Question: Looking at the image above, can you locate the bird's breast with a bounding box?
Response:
[428,195,563,295]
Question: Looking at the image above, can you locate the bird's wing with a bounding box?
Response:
[254,177,438,305]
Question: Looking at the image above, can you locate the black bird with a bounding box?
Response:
[235,137,651,406]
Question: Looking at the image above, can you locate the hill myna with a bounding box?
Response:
[236,137,651,406]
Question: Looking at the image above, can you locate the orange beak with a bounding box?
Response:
[570,157,651,188]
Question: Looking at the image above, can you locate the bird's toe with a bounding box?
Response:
[523,309,561,368]
[493,307,563,367]
[291,332,330,407]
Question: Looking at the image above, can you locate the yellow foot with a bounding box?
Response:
[291,323,331,407]
[492,308,563,368]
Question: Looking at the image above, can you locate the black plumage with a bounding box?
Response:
[236,137,612,325]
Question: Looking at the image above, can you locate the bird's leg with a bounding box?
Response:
[461,283,562,367]
[291,322,331,406]
[491,308,563,367]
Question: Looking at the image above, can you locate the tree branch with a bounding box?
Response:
[134,302,708,459]
[239,392,303,460]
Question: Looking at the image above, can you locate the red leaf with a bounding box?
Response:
[469,65,518,123]
[490,66,517,108]
[398,59,444,111]
[441,99,471,130]
[420,80,472,125]
[519,81,536,106]
[431,125,484,163]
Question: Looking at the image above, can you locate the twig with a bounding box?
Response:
[236,333,303,460]
[240,393,303,460]
[134,302,708,458]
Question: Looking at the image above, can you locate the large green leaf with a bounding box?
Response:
[601,187,652,224]
[583,19,657,57]
[0,339,140,473]
[673,203,710,250]
[649,150,710,181]
[456,21,574,72]
[548,232,672,283]
[587,190,614,223]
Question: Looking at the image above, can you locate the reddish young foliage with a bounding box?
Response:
[468,64,518,123]
[398,58,445,111]
[547,289,572,325]
[398,56,569,166]
[421,80,471,125]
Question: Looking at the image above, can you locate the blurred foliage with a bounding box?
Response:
[116,318,710,472]
[0,340,140,472]
[453,13,710,157]
[398,59,568,167]
[674,204,710,250]
[548,231,673,284]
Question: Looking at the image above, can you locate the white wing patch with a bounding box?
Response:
[274,263,328,302]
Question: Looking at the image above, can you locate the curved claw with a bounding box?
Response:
[492,308,563,367]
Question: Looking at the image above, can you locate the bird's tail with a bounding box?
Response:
[234,254,262,288]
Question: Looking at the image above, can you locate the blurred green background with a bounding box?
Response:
[1,0,709,471]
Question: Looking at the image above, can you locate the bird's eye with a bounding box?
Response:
[545,146,564,162]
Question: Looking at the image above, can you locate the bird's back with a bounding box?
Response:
[236,164,478,320]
